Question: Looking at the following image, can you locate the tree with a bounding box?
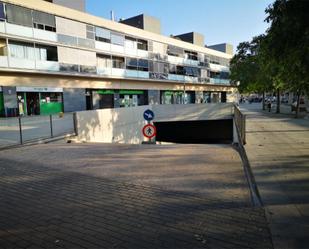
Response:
[264,0,309,117]
[230,35,272,108]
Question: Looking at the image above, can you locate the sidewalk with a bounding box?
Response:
[240,103,309,249]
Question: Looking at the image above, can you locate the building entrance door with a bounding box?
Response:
[26,92,40,115]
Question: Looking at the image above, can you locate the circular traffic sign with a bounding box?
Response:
[142,124,156,139]
[143,109,154,121]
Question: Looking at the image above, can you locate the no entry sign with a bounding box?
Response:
[142,124,156,139]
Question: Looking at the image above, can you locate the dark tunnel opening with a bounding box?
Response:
[154,119,233,144]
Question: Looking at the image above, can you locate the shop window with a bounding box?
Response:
[0,38,7,56]
[112,56,125,69]
[0,2,5,21]
[41,92,62,103]
[97,54,112,68]
[137,39,148,51]
[95,27,111,43]
[33,10,56,32]
[86,25,95,40]
[111,32,125,46]
[169,64,177,74]
[8,41,35,60]
[6,4,32,27]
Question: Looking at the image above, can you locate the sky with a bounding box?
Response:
[86,0,274,52]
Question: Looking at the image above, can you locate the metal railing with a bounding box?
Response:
[234,104,246,144]
[0,113,75,149]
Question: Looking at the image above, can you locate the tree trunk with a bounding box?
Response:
[262,92,266,110]
[276,89,280,113]
[295,91,301,118]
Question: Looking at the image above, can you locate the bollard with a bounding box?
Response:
[50,115,53,138]
[18,116,23,144]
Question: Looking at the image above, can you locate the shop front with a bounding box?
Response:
[118,90,147,108]
[16,87,63,116]
[161,91,196,104]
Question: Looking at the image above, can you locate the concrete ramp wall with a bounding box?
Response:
[75,104,234,144]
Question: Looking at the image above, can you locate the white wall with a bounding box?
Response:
[75,103,234,144]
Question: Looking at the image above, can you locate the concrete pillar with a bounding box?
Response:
[63,88,86,112]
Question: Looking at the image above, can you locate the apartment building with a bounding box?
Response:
[0,0,236,117]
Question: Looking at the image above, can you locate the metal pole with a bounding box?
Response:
[50,115,53,138]
[18,116,23,144]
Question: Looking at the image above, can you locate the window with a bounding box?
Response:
[149,61,168,79]
[6,4,32,27]
[126,58,138,70]
[41,92,62,103]
[184,66,200,77]
[97,54,112,68]
[184,50,198,60]
[176,66,184,75]
[124,36,137,49]
[32,10,56,32]
[86,25,95,40]
[9,41,35,60]
[35,44,58,61]
[137,39,148,51]
[112,56,125,68]
[169,64,177,74]
[167,45,184,57]
[111,32,125,46]
[0,2,5,21]
[138,59,149,71]
[95,27,111,43]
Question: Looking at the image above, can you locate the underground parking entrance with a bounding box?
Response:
[154,118,233,144]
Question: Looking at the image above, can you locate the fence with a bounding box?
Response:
[0,113,75,149]
[234,105,246,144]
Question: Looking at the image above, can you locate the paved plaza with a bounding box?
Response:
[0,143,272,249]
[241,103,309,249]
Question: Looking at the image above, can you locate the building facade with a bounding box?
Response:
[0,0,236,117]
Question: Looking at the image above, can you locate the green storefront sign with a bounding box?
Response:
[40,102,63,115]
[119,90,144,95]
[97,90,115,95]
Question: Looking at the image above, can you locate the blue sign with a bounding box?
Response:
[143,109,154,121]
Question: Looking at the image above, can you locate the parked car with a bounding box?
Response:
[291,99,307,112]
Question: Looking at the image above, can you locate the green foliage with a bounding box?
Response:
[231,0,309,96]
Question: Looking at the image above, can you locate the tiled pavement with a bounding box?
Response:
[0,143,273,249]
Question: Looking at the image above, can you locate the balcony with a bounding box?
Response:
[209,78,230,84]
[209,63,230,72]
[9,57,35,70]
[183,59,199,66]
[137,50,148,58]
[6,23,33,38]
[33,29,57,42]
[0,56,8,67]
[111,44,124,54]
[95,41,111,52]
[167,55,184,64]
[36,60,59,71]
[184,76,199,83]
[111,68,125,77]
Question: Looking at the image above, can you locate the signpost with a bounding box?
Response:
[142,109,156,143]
[142,124,156,139]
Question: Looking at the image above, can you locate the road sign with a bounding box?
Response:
[143,109,154,121]
[142,124,156,139]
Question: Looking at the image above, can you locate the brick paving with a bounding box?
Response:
[0,143,273,249]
